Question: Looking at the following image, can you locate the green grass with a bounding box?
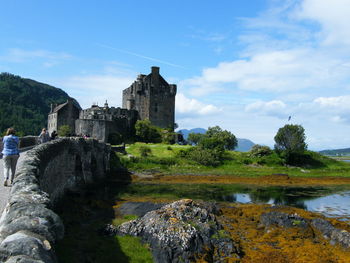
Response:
[115,236,153,263]
[112,214,138,226]
[125,142,191,157]
[119,143,350,177]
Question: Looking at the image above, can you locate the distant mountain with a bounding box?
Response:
[0,72,79,135]
[177,128,206,139]
[178,128,255,152]
[235,138,255,152]
[319,148,350,156]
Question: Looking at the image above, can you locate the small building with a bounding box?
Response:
[48,98,81,136]
[122,66,177,130]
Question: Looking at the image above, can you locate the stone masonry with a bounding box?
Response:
[0,138,110,262]
[123,66,177,130]
[48,66,177,142]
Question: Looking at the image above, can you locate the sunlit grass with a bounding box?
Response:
[119,143,350,177]
[112,214,138,226]
[115,236,153,263]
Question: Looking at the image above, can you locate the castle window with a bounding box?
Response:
[154,103,158,113]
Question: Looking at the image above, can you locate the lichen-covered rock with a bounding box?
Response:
[5,255,46,263]
[260,211,308,229]
[311,218,350,248]
[118,199,239,263]
[261,210,350,249]
[0,231,55,262]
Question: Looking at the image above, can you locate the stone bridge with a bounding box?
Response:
[0,138,110,262]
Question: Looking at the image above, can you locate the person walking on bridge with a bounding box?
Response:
[1,128,19,186]
[38,128,50,144]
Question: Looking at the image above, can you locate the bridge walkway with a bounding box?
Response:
[0,150,30,214]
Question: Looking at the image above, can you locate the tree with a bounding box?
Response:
[274,124,307,164]
[187,133,204,145]
[135,120,161,143]
[249,144,272,157]
[58,125,71,137]
[161,129,176,144]
[178,126,237,167]
[205,126,237,150]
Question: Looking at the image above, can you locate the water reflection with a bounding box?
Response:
[224,187,350,220]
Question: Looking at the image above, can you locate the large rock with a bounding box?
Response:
[260,211,309,229]
[118,199,240,263]
[261,210,350,248]
[311,218,350,248]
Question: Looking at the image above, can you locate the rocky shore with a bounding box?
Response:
[107,199,350,262]
[111,199,240,262]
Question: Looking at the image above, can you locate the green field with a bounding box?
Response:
[118,143,350,177]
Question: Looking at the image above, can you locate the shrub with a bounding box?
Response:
[187,133,204,145]
[148,157,177,166]
[58,125,72,137]
[250,144,273,157]
[139,145,152,157]
[198,137,225,151]
[135,120,161,143]
[161,130,176,144]
[183,147,223,167]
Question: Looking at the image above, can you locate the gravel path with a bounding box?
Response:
[0,150,29,214]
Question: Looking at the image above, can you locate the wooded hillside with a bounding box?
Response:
[0,73,78,135]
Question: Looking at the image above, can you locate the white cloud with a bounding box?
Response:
[311,96,350,123]
[183,47,350,96]
[3,48,72,63]
[55,75,134,109]
[314,96,350,108]
[296,0,350,46]
[245,100,287,119]
[176,93,221,117]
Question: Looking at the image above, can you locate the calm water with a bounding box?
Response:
[124,183,350,221]
[225,188,350,221]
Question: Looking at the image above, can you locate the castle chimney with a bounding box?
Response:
[151,66,160,87]
[50,104,53,113]
[151,66,159,76]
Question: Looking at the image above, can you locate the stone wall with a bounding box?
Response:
[122,66,177,130]
[0,138,110,262]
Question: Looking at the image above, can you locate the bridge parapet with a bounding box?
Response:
[0,138,110,262]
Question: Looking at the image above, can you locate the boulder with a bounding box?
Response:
[118,199,240,263]
[311,218,350,248]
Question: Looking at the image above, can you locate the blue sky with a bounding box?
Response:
[1,0,350,150]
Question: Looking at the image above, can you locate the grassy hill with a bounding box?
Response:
[118,143,350,177]
[0,72,78,135]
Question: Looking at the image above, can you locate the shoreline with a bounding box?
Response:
[132,173,350,186]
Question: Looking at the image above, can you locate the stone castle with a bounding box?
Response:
[47,66,177,142]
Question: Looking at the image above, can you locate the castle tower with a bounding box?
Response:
[122,66,177,130]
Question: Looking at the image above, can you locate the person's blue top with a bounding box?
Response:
[2,135,20,155]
